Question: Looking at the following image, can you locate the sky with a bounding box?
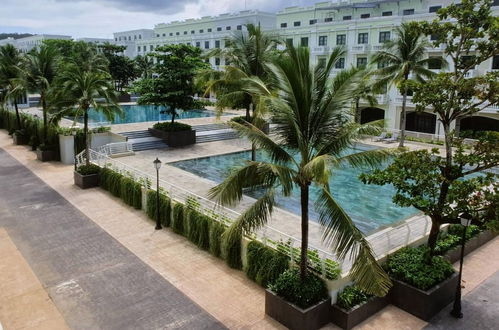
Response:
[0,0,322,39]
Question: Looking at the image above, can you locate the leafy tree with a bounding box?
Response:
[0,44,26,129]
[134,54,154,79]
[99,43,138,92]
[372,22,445,147]
[209,45,393,296]
[361,135,499,253]
[133,44,207,123]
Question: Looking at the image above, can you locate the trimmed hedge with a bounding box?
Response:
[186,208,211,250]
[99,167,141,209]
[146,190,172,227]
[172,203,185,235]
[223,227,243,270]
[246,241,290,287]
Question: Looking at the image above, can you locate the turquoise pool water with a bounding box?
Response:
[72,105,222,124]
[170,146,420,234]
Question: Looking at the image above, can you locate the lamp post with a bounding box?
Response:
[153,157,162,230]
[71,126,79,170]
[450,212,472,319]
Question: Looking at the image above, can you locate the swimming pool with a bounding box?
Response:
[71,105,224,124]
[170,146,420,234]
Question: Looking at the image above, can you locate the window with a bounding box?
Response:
[204,41,210,49]
[115,38,118,41]
[318,35,327,46]
[226,26,231,30]
[335,58,345,69]
[325,17,333,22]
[336,34,346,45]
[382,11,392,16]
[215,40,220,48]
[301,37,308,47]
[294,21,301,27]
[493,0,499,6]
[129,36,132,40]
[187,42,191,46]
[150,45,153,51]
[195,41,200,48]
[280,23,287,28]
[169,33,173,36]
[137,46,140,52]
[430,34,439,41]
[134,35,137,39]
[428,57,443,70]
[318,58,327,67]
[343,15,352,20]
[360,13,370,19]
[199,29,204,33]
[286,38,293,46]
[237,25,242,30]
[191,30,195,34]
[377,61,389,69]
[215,57,220,66]
[309,19,317,25]
[139,35,142,39]
[176,32,180,35]
[492,55,499,69]
[208,28,212,32]
[379,31,391,43]
[184,31,187,35]
[460,55,476,69]
[217,27,222,31]
[357,57,367,68]
[358,33,368,44]
[429,5,442,13]
[143,46,146,51]
[403,9,415,15]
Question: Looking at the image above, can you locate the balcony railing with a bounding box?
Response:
[350,44,370,52]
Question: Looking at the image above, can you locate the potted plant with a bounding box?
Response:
[13,129,29,145]
[265,269,331,330]
[36,144,56,162]
[331,285,389,330]
[74,163,101,189]
[148,122,196,147]
[386,246,458,321]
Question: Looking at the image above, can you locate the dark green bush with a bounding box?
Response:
[386,246,454,291]
[336,285,373,310]
[223,228,243,269]
[246,241,289,287]
[76,164,100,175]
[100,167,123,197]
[435,224,481,255]
[153,122,192,132]
[186,209,210,250]
[209,221,225,258]
[120,177,142,209]
[269,268,329,309]
[146,190,172,227]
[171,203,185,235]
[447,224,480,238]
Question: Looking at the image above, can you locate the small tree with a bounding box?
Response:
[0,44,25,129]
[99,43,138,92]
[134,44,207,123]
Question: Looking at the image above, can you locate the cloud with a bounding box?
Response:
[54,0,197,14]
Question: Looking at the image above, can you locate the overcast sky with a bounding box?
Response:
[0,0,322,39]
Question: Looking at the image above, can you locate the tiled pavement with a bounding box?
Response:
[0,149,225,330]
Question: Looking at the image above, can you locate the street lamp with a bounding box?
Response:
[71,126,79,170]
[153,157,162,230]
[450,212,473,319]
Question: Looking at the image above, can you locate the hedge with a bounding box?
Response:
[146,190,172,227]
[246,241,290,287]
[171,203,185,235]
[99,167,141,209]
[186,208,211,250]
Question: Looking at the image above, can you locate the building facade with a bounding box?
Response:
[0,34,72,53]
[113,29,155,57]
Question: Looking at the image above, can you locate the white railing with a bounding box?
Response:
[76,149,434,277]
[98,142,134,156]
[387,128,445,141]
[351,45,370,52]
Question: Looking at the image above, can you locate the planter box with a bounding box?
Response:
[13,134,28,145]
[74,171,100,189]
[444,230,496,263]
[389,272,459,321]
[118,93,131,102]
[265,289,331,330]
[331,296,389,330]
[148,128,196,147]
[36,149,56,162]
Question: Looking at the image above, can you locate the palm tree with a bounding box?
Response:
[203,23,281,160]
[135,55,154,79]
[372,22,444,147]
[0,44,25,129]
[23,44,59,143]
[209,45,392,296]
[58,64,120,166]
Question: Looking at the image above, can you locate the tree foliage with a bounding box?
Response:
[99,43,138,92]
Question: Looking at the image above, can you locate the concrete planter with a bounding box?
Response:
[331,296,389,330]
[74,171,100,189]
[265,289,331,330]
[389,272,459,321]
[36,149,56,162]
[13,133,28,145]
[148,128,196,147]
[444,230,496,263]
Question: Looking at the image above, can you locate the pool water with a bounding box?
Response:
[170,146,420,234]
[72,105,222,124]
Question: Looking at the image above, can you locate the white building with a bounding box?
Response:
[76,37,115,46]
[3,34,73,53]
[113,29,155,57]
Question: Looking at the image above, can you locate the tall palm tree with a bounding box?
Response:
[0,44,25,129]
[209,45,392,296]
[23,44,59,143]
[58,65,120,166]
[135,54,154,79]
[203,23,281,160]
[372,22,444,147]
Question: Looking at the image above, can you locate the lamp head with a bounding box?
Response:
[153,157,162,170]
[459,212,472,226]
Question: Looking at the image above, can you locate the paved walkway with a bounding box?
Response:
[0,148,225,330]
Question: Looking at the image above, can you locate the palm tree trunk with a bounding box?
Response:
[42,96,48,144]
[84,108,90,166]
[170,104,176,124]
[355,99,361,124]
[300,184,309,281]
[398,89,407,148]
[14,101,21,129]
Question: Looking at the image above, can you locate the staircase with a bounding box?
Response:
[118,123,240,151]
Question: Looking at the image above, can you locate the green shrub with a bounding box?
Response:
[246,241,289,287]
[100,168,123,197]
[386,246,454,291]
[435,224,481,255]
[152,122,192,132]
[222,228,243,269]
[120,177,142,209]
[171,203,185,235]
[186,209,210,250]
[447,224,480,238]
[336,285,373,310]
[208,221,225,258]
[146,190,171,227]
[269,268,329,309]
[76,164,100,175]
